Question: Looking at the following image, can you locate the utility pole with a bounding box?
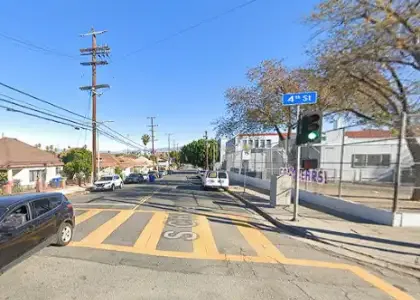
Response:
[166,133,172,169]
[148,117,158,169]
[204,131,208,170]
[80,28,110,182]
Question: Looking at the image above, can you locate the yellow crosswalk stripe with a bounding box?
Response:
[75,209,102,225]
[192,215,219,256]
[78,210,135,245]
[133,212,168,250]
[236,220,285,262]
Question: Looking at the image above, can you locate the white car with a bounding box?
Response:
[93,174,123,191]
[202,171,229,190]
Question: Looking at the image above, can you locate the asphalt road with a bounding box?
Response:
[0,172,419,300]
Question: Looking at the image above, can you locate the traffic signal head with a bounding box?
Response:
[296,111,323,145]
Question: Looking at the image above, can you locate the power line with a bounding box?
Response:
[0,101,144,150]
[0,31,78,60]
[0,81,146,149]
[119,0,259,60]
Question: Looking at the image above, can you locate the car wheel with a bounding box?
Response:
[111,184,115,191]
[55,222,73,246]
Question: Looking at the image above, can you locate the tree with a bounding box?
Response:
[213,60,326,165]
[61,148,92,186]
[169,151,181,168]
[308,0,420,199]
[115,166,123,178]
[180,139,219,169]
[34,143,41,149]
[141,134,151,147]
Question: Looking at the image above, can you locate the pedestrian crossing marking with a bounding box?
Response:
[192,215,219,256]
[236,219,285,262]
[78,210,135,245]
[75,209,102,225]
[133,212,167,250]
[69,208,415,299]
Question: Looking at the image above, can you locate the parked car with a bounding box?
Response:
[198,169,207,179]
[124,173,144,184]
[93,175,123,191]
[158,170,167,178]
[202,171,229,190]
[0,193,75,272]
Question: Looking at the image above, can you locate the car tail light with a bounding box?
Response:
[67,203,73,209]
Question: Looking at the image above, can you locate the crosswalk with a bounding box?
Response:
[69,208,415,299]
[70,208,285,263]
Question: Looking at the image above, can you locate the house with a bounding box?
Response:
[97,153,120,176]
[0,137,63,188]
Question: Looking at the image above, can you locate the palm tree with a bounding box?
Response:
[141,134,150,147]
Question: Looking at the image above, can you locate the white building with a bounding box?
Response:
[0,137,63,188]
[223,130,416,184]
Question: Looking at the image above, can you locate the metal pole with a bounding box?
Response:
[393,112,407,213]
[243,159,247,194]
[293,106,301,221]
[338,127,345,198]
[97,131,100,178]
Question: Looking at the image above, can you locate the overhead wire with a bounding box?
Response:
[0,82,146,149]
[0,31,78,60]
[119,0,259,60]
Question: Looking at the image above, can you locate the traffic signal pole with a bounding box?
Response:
[293,106,301,221]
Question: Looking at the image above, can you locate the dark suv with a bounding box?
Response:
[0,193,75,273]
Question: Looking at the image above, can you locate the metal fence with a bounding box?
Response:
[225,113,420,212]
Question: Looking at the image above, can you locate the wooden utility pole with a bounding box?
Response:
[147,117,157,154]
[80,28,110,182]
[204,131,208,170]
[148,117,158,170]
[166,133,172,169]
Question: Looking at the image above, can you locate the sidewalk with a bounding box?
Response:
[228,185,420,278]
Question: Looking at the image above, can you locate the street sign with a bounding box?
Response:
[282,91,317,106]
[242,150,251,161]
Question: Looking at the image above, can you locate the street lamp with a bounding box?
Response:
[97,120,114,179]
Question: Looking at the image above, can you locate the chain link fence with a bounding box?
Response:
[225,113,420,212]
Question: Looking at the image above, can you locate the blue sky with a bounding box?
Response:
[0,0,320,151]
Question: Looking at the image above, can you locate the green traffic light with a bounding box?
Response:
[308,132,318,140]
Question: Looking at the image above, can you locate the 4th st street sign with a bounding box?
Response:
[282,91,317,106]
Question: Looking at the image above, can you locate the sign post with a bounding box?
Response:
[282,92,318,222]
[242,150,250,194]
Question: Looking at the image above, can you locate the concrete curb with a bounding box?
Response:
[227,189,420,279]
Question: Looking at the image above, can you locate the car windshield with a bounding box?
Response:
[99,176,113,181]
[128,174,137,177]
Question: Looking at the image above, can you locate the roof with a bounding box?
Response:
[132,157,153,167]
[345,130,393,138]
[0,192,64,209]
[238,133,295,139]
[0,138,63,169]
[117,157,137,169]
[97,153,120,168]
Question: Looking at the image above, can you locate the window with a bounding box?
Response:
[218,172,228,179]
[114,175,120,180]
[248,140,253,148]
[1,205,29,228]
[207,171,217,178]
[260,140,265,148]
[242,140,247,147]
[266,140,272,148]
[29,170,39,182]
[255,140,259,148]
[31,198,52,218]
[351,154,391,168]
[49,196,62,209]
